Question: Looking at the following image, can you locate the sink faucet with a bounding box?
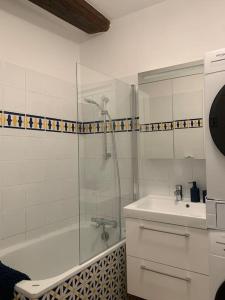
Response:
[174,185,183,201]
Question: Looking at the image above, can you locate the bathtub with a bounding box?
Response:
[0,223,126,299]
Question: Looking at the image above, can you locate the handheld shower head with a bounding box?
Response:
[84,98,103,111]
[102,96,110,104]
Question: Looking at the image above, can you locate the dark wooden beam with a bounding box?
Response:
[27,0,110,34]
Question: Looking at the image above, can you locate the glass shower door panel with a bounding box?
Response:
[77,64,133,263]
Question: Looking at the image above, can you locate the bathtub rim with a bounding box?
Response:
[15,239,126,299]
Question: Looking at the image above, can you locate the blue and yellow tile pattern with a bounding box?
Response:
[0,110,203,135]
[140,118,203,132]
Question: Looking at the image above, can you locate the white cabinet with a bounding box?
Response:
[173,74,204,159]
[127,256,209,300]
[138,64,205,160]
[126,218,209,300]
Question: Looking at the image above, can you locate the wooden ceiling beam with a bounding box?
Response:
[27,0,110,34]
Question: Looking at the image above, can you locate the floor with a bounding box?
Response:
[127,295,144,300]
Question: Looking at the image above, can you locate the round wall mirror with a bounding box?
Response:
[209,85,225,156]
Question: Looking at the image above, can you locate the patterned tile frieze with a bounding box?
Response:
[14,244,127,300]
[0,110,202,135]
[0,110,138,135]
[140,118,203,132]
[173,118,203,129]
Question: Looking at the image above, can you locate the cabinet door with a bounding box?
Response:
[126,218,209,274]
[173,74,204,159]
[139,80,173,159]
[127,256,209,300]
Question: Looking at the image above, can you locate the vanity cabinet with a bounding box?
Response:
[126,218,209,300]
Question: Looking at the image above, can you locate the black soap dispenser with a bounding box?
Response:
[189,181,200,202]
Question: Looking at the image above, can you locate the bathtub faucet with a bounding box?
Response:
[91,217,117,228]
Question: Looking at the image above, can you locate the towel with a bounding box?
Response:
[0,261,30,300]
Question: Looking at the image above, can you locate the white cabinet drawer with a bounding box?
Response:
[127,256,209,300]
[210,230,225,257]
[126,218,209,274]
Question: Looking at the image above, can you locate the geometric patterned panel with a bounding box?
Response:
[14,244,127,300]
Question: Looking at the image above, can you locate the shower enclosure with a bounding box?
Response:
[0,59,137,289]
[77,63,137,263]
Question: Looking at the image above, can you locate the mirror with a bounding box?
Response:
[209,85,225,156]
[138,61,204,160]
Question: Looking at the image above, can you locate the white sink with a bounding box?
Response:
[124,195,207,229]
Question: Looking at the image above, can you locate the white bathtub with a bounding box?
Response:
[0,223,124,299]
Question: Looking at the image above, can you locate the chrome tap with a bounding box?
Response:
[174,185,183,201]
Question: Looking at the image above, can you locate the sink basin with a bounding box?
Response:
[124,195,207,229]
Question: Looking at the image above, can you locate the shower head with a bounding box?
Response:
[84,98,103,110]
[102,96,110,104]
[84,98,97,105]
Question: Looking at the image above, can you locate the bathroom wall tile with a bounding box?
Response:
[83,134,104,158]
[115,79,131,119]
[192,159,207,192]
[148,180,170,196]
[26,70,46,94]
[169,159,193,198]
[2,208,26,238]
[61,97,77,120]
[1,185,27,211]
[139,179,153,198]
[3,86,26,112]
[0,136,27,161]
[0,160,45,187]
[116,132,133,158]
[61,199,77,220]
[118,158,132,179]
[26,204,47,231]
[26,92,47,116]
[26,182,53,206]
[1,62,26,89]
[45,159,76,181]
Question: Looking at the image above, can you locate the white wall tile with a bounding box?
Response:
[26,204,47,231]
[3,85,26,112]
[1,62,26,89]
[2,208,26,238]
[1,185,27,211]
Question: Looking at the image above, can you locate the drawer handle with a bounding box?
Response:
[139,225,190,238]
[216,241,225,246]
[140,265,191,282]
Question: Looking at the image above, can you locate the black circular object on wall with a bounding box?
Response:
[215,281,225,299]
[209,85,225,156]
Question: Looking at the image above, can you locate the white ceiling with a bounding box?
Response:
[87,0,166,20]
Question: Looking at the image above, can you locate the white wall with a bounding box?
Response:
[80,0,213,199]
[80,0,225,81]
[0,0,80,81]
[0,0,81,249]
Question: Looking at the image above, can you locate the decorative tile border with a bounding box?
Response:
[0,110,138,135]
[14,244,127,300]
[174,118,203,129]
[3,111,25,129]
[140,118,203,132]
[0,110,203,135]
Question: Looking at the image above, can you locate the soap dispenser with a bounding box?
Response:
[189,181,200,202]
